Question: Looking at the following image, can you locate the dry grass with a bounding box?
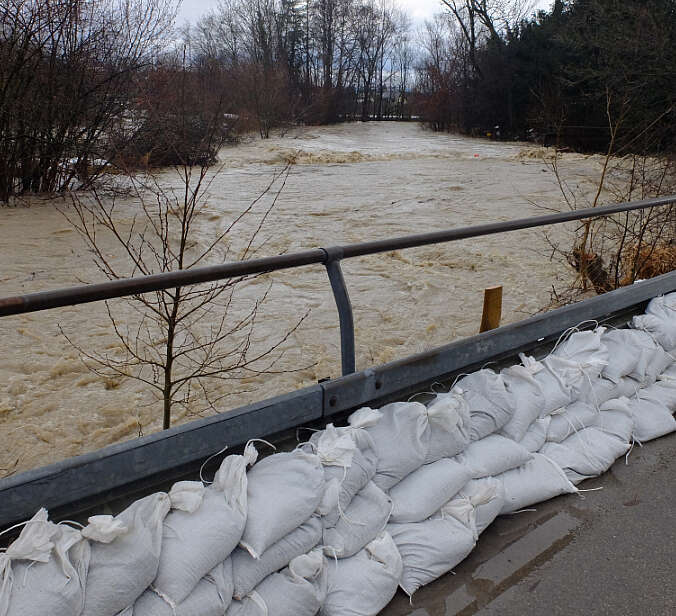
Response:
[620,241,676,285]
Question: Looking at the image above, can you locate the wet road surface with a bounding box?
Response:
[382,431,676,616]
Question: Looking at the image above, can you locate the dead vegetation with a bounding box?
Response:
[543,138,675,308]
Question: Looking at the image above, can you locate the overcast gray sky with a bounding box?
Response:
[177,0,553,26]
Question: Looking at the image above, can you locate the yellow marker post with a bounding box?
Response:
[480,286,503,333]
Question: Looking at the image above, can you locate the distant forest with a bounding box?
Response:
[417,0,676,152]
[1,0,675,201]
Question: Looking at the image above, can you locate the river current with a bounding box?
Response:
[0,122,606,476]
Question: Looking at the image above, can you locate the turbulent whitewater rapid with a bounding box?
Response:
[0,122,607,475]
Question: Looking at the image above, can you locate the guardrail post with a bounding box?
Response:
[323,247,356,376]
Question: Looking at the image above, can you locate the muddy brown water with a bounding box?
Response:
[0,122,608,476]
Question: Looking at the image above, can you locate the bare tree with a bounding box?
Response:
[59,61,308,430]
[0,0,178,202]
[390,12,414,118]
[440,0,535,73]
[542,98,676,304]
[414,14,470,131]
[354,0,393,120]
[62,161,309,430]
[184,0,414,126]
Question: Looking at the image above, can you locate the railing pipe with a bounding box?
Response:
[336,196,676,259]
[0,249,327,317]
[1,195,674,377]
[1,196,673,320]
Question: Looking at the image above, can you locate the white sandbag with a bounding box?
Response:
[462,477,505,536]
[544,355,604,402]
[645,377,676,412]
[434,496,474,536]
[0,510,90,616]
[153,446,255,604]
[608,329,673,385]
[546,401,599,443]
[634,294,676,350]
[540,427,630,485]
[231,517,322,600]
[647,292,676,320]
[317,477,341,522]
[586,376,634,407]
[553,328,609,373]
[644,346,674,385]
[133,559,233,616]
[228,551,326,616]
[587,375,641,405]
[661,362,676,379]
[323,482,392,559]
[520,354,573,415]
[349,403,427,491]
[308,424,377,527]
[629,396,676,442]
[542,329,609,401]
[455,369,514,441]
[601,329,650,383]
[636,331,672,381]
[616,376,642,399]
[82,493,170,616]
[592,398,635,442]
[632,313,676,352]
[456,434,532,479]
[241,449,324,559]
[499,453,577,514]
[424,391,471,462]
[442,477,505,539]
[601,329,669,383]
[321,533,402,616]
[388,458,471,524]
[500,365,545,441]
[518,417,551,452]
[388,511,476,596]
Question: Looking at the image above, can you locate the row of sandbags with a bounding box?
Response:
[366,294,676,595]
[1,293,675,616]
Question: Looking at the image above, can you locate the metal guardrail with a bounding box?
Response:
[2,270,675,529]
[1,195,675,376]
[1,195,675,528]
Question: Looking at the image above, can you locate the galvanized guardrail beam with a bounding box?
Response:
[322,270,676,415]
[1,270,675,529]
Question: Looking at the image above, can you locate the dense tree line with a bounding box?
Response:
[416,0,676,153]
[0,0,415,202]
[183,0,414,132]
[2,0,675,202]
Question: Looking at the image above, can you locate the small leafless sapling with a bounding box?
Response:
[539,95,676,307]
[61,158,309,431]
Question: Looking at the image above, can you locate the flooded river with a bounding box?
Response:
[0,122,607,476]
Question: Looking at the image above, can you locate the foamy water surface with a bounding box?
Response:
[0,122,606,476]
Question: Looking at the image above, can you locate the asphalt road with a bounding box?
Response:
[382,431,676,616]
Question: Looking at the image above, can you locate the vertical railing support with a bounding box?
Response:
[323,247,356,376]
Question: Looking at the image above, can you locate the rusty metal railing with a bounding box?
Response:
[1,195,675,376]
